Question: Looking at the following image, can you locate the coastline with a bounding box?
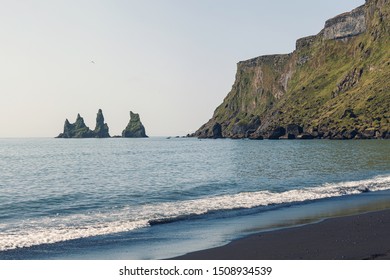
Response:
[173,209,390,260]
[2,188,390,260]
[0,138,389,260]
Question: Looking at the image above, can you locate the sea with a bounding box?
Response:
[0,137,389,260]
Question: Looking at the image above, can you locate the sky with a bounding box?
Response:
[0,0,365,137]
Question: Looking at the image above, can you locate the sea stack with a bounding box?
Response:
[93,109,110,138]
[56,109,110,138]
[122,111,148,138]
[56,114,95,138]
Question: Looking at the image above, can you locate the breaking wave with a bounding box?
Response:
[1,174,390,251]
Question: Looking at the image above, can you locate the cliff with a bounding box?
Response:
[194,0,389,139]
[323,5,366,40]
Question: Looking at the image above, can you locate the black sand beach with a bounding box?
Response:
[174,209,390,260]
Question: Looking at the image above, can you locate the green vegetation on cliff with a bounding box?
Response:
[194,0,389,139]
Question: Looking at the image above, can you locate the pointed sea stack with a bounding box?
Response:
[56,114,95,138]
[122,111,148,138]
[93,109,110,138]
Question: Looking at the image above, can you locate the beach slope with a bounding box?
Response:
[174,210,390,260]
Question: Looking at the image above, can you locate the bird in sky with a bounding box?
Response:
[90,60,95,64]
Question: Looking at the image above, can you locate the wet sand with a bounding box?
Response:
[174,209,390,260]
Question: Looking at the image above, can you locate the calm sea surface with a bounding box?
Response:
[0,138,389,259]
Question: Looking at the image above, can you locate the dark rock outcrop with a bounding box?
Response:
[286,124,303,139]
[211,123,223,139]
[248,134,264,140]
[230,116,261,139]
[122,111,148,138]
[340,109,357,119]
[56,114,95,138]
[94,109,110,138]
[56,109,110,138]
[268,127,286,140]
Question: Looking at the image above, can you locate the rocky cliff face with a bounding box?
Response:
[56,109,110,138]
[195,54,293,139]
[194,0,389,140]
[122,111,148,138]
[323,5,366,40]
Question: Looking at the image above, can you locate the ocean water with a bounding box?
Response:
[0,138,389,259]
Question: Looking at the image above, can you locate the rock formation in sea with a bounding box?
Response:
[122,111,148,138]
[93,109,110,138]
[56,109,110,138]
[56,114,95,138]
[193,0,389,139]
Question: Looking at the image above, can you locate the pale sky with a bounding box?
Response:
[0,0,365,137]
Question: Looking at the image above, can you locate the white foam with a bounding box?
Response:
[0,219,149,252]
[1,174,390,251]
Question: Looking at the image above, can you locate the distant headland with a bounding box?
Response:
[191,0,389,140]
[56,109,148,138]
